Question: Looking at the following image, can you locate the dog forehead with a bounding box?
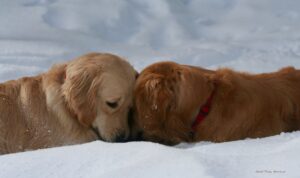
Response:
[99,74,133,96]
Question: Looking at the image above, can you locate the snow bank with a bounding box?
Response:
[1,0,300,177]
[1,132,300,178]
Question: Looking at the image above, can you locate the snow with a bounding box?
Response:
[1,132,300,178]
[1,0,300,177]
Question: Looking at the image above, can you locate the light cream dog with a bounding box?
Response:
[0,53,136,154]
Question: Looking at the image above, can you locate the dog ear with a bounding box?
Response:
[62,65,101,127]
[140,75,179,125]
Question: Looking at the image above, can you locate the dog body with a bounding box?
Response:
[0,74,97,153]
[134,62,300,145]
[0,53,136,154]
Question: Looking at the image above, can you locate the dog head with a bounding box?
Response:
[132,61,215,145]
[62,53,136,142]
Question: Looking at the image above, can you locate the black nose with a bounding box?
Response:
[127,131,144,142]
[115,132,127,143]
[135,131,144,141]
[127,108,134,126]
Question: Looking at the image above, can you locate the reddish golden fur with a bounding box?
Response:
[0,53,136,154]
[133,62,300,145]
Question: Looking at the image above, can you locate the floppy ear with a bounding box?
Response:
[138,73,179,126]
[62,66,101,127]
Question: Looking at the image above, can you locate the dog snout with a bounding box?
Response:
[114,132,128,143]
[127,131,144,142]
[127,108,134,126]
[135,131,144,141]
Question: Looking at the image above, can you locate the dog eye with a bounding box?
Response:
[106,101,118,108]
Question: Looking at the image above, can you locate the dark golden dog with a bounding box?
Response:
[133,61,300,145]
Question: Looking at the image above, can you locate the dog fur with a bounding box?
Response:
[0,53,136,154]
[133,61,300,145]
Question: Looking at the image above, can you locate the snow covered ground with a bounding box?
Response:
[1,0,300,177]
[2,132,300,178]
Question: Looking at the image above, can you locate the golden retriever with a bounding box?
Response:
[0,53,137,154]
[132,61,300,145]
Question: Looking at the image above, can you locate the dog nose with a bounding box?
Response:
[115,132,127,143]
[127,131,144,142]
[127,108,134,126]
[135,131,144,141]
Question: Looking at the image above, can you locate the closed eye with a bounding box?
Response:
[106,101,118,108]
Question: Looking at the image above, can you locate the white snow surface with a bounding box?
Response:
[1,0,300,177]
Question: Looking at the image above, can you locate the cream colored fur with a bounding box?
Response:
[0,53,136,154]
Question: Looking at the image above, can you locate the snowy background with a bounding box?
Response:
[1,0,300,177]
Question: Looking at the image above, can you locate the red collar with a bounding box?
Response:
[191,89,215,131]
